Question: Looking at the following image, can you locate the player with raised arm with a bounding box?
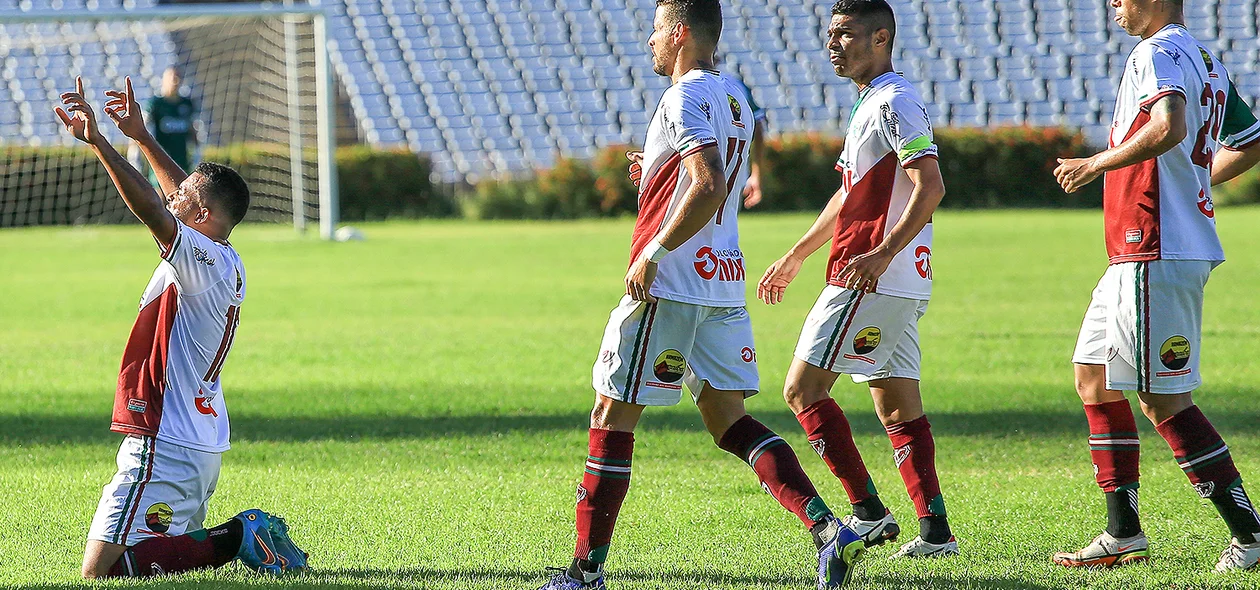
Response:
[538,2,865,589]
[58,77,309,579]
[758,0,955,559]
[1051,0,1260,572]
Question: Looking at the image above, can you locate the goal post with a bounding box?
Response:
[0,2,340,239]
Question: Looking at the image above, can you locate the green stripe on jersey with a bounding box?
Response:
[898,136,935,161]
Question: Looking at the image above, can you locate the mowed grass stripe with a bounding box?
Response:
[0,209,1258,589]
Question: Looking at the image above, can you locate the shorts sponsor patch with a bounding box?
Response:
[653,349,687,383]
[145,502,173,534]
[126,398,147,413]
[853,327,882,355]
[843,353,877,365]
[1160,336,1190,370]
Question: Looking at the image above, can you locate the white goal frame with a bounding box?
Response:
[7,2,341,239]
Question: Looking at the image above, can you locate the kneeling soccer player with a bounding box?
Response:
[539,2,864,588]
[56,77,309,578]
[759,0,955,559]
[1051,0,1260,572]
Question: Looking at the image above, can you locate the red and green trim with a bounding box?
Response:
[112,437,155,545]
[824,292,864,371]
[623,303,658,404]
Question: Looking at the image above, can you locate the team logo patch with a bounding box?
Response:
[145,502,173,533]
[810,438,827,459]
[893,445,911,468]
[1200,47,1214,72]
[1194,481,1216,498]
[727,94,743,126]
[853,327,882,355]
[576,484,588,503]
[1160,336,1191,370]
[653,349,687,383]
[126,398,147,413]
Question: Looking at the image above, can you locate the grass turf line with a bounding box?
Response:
[1,209,1259,589]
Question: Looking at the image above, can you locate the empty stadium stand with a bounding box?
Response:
[2,0,1258,183]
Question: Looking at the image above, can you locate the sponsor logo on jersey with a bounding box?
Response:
[853,327,882,355]
[1160,336,1191,370]
[127,398,147,413]
[914,246,933,279]
[600,350,615,365]
[653,349,687,383]
[699,99,712,121]
[1198,190,1215,218]
[193,246,216,267]
[893,445,911,468]
[880,104,901,139]
[810,438,826,459]
[728,94,745,128]
[693,247,745,282]
[740,347,756,363]
[1163,47,1182,66]
[194,390,219,417]
[145,502,173,533]
[1125,229,1143,244]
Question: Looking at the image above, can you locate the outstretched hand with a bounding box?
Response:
[104,77,148,140]
[757,254,803,305]
[55,77,103,145]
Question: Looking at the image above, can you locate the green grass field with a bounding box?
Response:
[2,209,1260,590]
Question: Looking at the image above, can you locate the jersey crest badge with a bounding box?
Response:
[1199,47,1213,73]
[727,94,744,128]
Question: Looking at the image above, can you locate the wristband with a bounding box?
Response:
[644,238,670,263]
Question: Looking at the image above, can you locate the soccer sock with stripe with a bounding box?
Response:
[719,415,834,529]
[795,398,885,520]
[1084,400,1142,538]
[1155,406,1260,544]
[886,415,951,544]
[572,428,633,579]
[106,519,242,577]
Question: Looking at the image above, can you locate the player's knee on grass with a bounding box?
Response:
[82,540,127,579]
[1136,391,1194,425]
[782,359,838,414]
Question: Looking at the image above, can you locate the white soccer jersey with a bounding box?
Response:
[1104,24,1260,265]
[631,68,754,307]
[829,72,938,300]
[112,221,246,453]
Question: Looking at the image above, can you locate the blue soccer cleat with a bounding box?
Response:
[538,566,607,589]
[234,509,304,574]
[266,514,309,572]
[817,518,866,589]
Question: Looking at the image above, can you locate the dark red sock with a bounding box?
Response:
[1084,400,1141,492]
[719,415,833,528]
[106,520,241,577]
[796,399,877,504]
[574,428,634,564]
[886,416,946,520]
[1154,406,1241,498]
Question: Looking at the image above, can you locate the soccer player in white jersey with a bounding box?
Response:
[1051,0,1260,572]
[56,77,308,578]
[758,0,955,559]
[539,2,865,588]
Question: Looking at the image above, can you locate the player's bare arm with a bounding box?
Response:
[625,145,726,302]
[1211,141,1260,186]
[742,119,765,208]
[835,158,945,293]
[1055,94,1188,193]
[105,76,189,196]
[56,76,178,248]
[757,185,845,305]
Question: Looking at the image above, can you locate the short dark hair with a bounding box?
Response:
[194,161,250,227]
[657,0,723,49]
[831,0,897,47]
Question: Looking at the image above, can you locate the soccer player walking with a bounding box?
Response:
[1052,0,1260,572]
[758,0,954,559]
[539,1,865,588]
[56,77,309,578]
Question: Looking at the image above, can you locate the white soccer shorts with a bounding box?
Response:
[1073,260,1212,394]
[593,295,759,406]
[88,435,221,546]
[795,285,928,383]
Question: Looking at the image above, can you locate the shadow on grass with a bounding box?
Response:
[4,404,1260,447]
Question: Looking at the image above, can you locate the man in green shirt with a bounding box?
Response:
[146,67,199,175]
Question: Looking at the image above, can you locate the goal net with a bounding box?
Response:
[0,4,339,237]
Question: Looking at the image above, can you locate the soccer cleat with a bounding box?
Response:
[1215,538,1260,572]
[234,509,283,574]
[538,567,607,589]
[1052,532,1148,568]
[266,514,310,572]
[841,510,901,548]
[890,535,959,559]
[816,518,866,589]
